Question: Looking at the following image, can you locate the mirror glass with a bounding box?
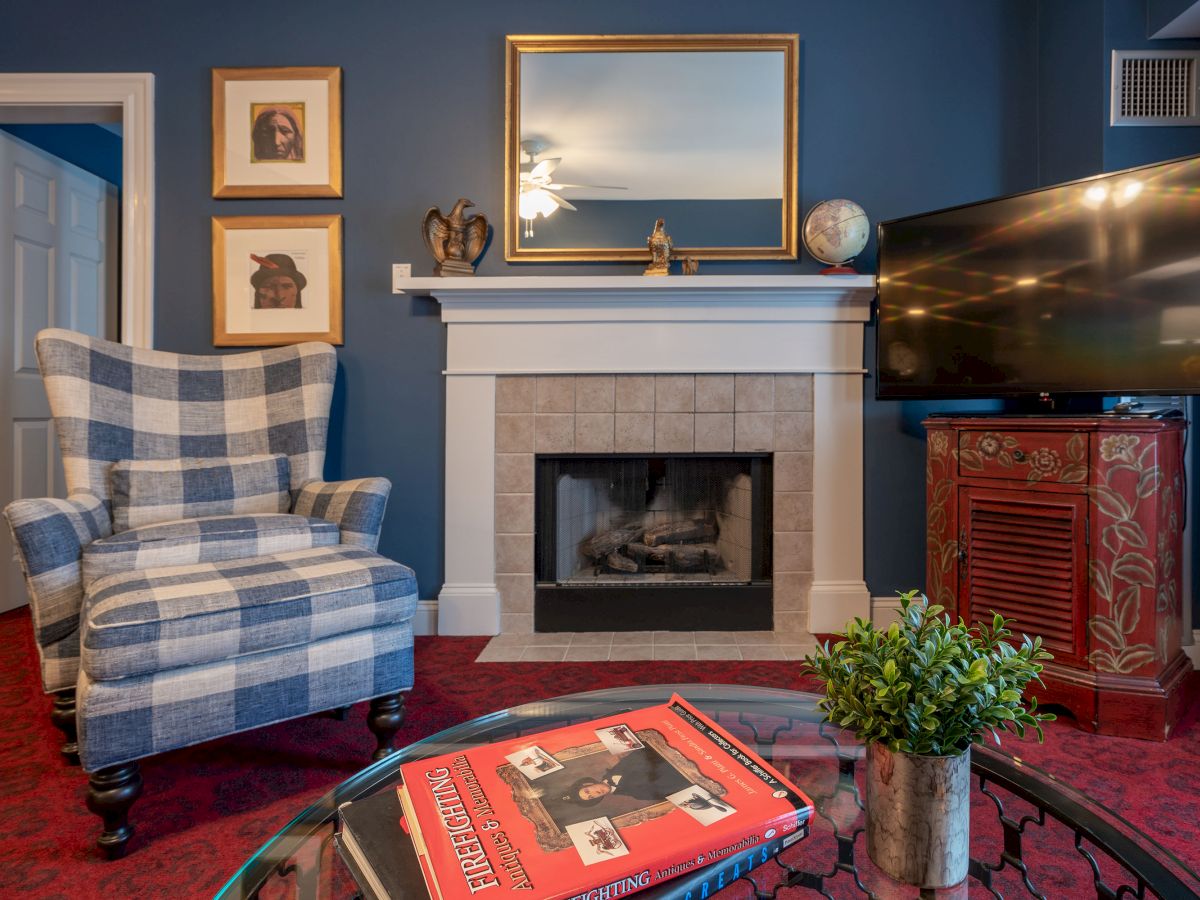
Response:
[506,36,798,261]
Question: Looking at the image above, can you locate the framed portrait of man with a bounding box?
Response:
[212,67,342,198]
[212,215,342,346]
[495,728,724,853]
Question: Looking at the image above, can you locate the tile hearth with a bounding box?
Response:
[475,631,818,662]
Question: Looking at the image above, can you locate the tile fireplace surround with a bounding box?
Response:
[394,275,876,643]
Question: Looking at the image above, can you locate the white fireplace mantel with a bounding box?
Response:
[394,274,876,636]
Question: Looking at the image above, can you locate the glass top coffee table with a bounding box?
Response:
[215,684,1200,899]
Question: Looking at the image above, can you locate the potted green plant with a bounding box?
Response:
[803,590,1054,889]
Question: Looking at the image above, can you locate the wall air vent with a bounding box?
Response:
[1111,50,1200,125]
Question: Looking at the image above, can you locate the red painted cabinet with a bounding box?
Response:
[925,416,1193,740]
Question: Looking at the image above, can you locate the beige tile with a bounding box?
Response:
[774,452,813,492]
[536,376,575,413]
[564,646,611,661]
[740,645,788,660]
[570,632,615,646]
[696,645,743,660]
[495,414,534,453]
[694,413,734,453]
[774,492,813,532]
[653,645,698,660]
[501,613,533,634]
[618,631,655,643]
[495,453,534,493]
[774,531,813,572]
[773,573,813,611]
[575,414,615,453]
[735,412,774,451]
[485,632,529,647]
[609,643,654,660]
[693,631,732,643]
[495,493,534,535]
[536,414,575,452]
[733,631,782,645]
[615,375,655,411]
[774,375,813,411]
[527,631,574,645]
[495,533,534,574]
[496,376,534,413]
[475,644,526,662]
[774,613,813,635]
[695,375,735,412]
[615,413,655,452]
[655,414,694,452]
[652,631,695,645]
[783,643,817,661]
[775,412,814,452]
[521,646,567,662]
[575,376,615,413]
[655,375,695,412]
[497,573,534,613]
[735,375,774,412]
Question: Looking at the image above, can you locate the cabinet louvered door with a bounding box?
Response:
[959,487,1089,668]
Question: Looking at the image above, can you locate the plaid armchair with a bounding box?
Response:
[3,329,415,858]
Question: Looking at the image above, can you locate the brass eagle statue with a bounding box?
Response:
[422,198,488,276]
[644,217,673,276]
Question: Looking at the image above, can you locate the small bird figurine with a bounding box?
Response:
[644,217,672,276]
[422,198,489,276]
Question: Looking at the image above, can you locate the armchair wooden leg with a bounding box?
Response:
[50,689,80,766]
[86,762,143,859]
[367,693,406,761]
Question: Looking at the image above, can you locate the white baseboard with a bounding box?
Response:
[413,600,438,636]
[1185,630,1200,669]
[871,596,904,626]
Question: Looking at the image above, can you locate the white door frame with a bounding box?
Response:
[0,73,154,347]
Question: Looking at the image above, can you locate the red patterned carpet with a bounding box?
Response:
[0,606,1197,899]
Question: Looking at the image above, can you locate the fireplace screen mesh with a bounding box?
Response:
[536,455,770,585]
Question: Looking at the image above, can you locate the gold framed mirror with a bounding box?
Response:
[505,34,799,262]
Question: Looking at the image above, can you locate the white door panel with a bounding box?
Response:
[1,133,113,613]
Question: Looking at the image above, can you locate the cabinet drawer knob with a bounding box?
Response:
[1013,449,1026,462]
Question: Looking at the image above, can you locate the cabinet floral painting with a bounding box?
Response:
[925,426,1183,676]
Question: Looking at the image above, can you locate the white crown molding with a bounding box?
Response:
[0,73,154,348]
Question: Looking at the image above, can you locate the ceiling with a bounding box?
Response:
[519,50,785,201]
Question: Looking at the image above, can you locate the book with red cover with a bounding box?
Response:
[396,693,813,900]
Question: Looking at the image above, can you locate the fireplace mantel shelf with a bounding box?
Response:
[393,274,875,322]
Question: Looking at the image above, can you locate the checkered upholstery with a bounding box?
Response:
[110,454,291,532]
[82,546,417,680]
[77,621,414,772]
[81,514,340,587]
[3,490,111,691]
[35,328,335,503]
[292,478,391,550]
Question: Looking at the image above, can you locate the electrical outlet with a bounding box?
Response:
[392,263,412,292]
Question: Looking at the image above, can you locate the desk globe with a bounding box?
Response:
[802,199,869,273]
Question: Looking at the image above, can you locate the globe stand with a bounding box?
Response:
[819,263,859,275]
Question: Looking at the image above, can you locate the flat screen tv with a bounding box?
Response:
[875,154,1200,400]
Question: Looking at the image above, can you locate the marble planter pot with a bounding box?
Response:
[864,742,970,888]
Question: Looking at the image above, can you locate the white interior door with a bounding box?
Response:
[0,132,114,613]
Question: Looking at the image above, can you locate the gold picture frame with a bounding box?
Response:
[212,66,343,198]
[212,215,343,346]
[504,34,799,262]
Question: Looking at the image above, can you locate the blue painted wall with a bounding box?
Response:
[0,124,121,186]
[0,0,1041,603]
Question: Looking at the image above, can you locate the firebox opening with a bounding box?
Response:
[534,454,773,632]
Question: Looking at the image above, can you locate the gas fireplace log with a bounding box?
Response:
[665,543,720,572]
[584,525,644,559]
[604,552,640,574]
[642,519,716,547]
[626,542,668,566]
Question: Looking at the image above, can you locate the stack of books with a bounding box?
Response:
[337,694,812,900]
